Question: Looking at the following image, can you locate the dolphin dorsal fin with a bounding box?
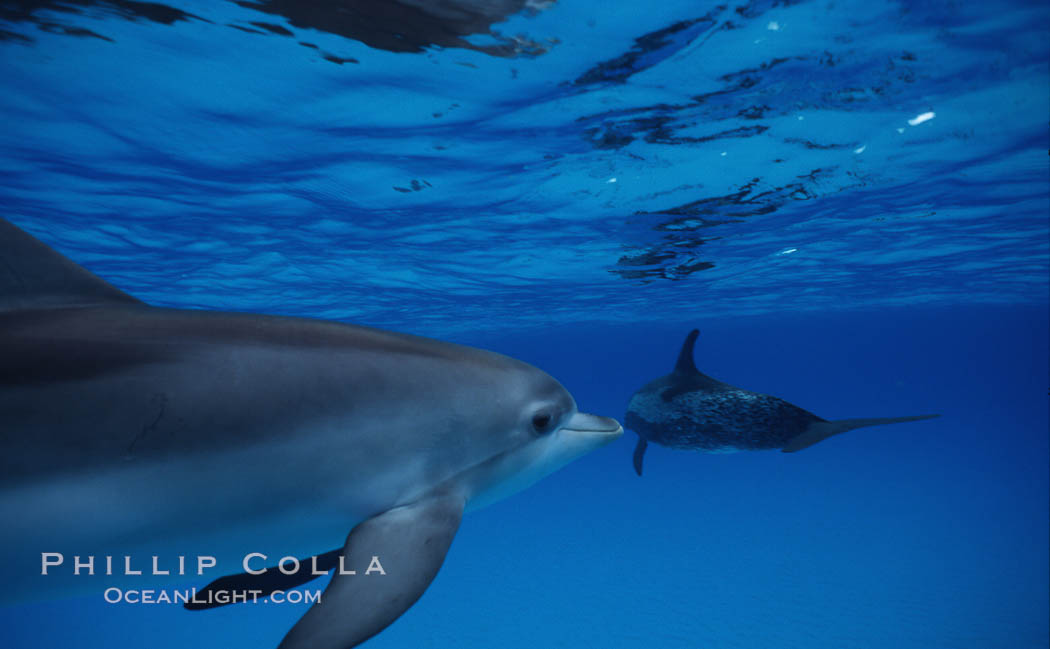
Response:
[0,218,141,311]
[673,329,699,374]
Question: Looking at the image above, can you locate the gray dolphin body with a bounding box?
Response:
[0,218,622,648]
[625,330,937,475]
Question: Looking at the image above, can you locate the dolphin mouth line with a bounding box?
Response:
[561,412,623,437]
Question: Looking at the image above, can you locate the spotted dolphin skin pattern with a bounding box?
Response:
[625,330,939,475]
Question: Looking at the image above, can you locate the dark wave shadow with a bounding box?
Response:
[0,0,203,42]
[234,0,553,57]
[611,168,845,283]
[1,0,555,57]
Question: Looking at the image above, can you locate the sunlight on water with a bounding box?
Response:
[0,0,1046,335]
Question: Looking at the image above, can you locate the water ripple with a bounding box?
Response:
[0,0,1046,334]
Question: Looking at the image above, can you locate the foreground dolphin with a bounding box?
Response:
[0,218,622,647]
[625,329,937,475]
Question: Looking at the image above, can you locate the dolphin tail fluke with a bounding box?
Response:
[279,492,465,649]
[632,437,648,476]
[782,414,940,453]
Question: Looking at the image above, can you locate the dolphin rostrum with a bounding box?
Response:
[625,329,938,475]
[0,218,622,647]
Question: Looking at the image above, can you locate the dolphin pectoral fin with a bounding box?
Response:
[279,493,465,649]
[184,549,341,611]
[632,437,648,476]
[782,414,940,453]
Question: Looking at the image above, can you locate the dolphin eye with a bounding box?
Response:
[531,411,553,434]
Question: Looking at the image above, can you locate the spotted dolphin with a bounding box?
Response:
[625,329,937,475]
[0,218,622,648]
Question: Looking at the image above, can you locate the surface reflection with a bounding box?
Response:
[2,0,555,56]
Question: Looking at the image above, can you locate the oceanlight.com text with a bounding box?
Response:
[103,587,323,605]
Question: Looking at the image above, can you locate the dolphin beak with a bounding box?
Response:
[561,412,623,440]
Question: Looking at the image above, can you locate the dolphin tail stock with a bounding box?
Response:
[278,492,465,649]
[782,414,940,453]
[632,436,648,476]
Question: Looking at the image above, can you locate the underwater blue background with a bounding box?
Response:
[1,0,1047,647]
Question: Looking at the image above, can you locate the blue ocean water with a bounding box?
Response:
[1,1,1047,648]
